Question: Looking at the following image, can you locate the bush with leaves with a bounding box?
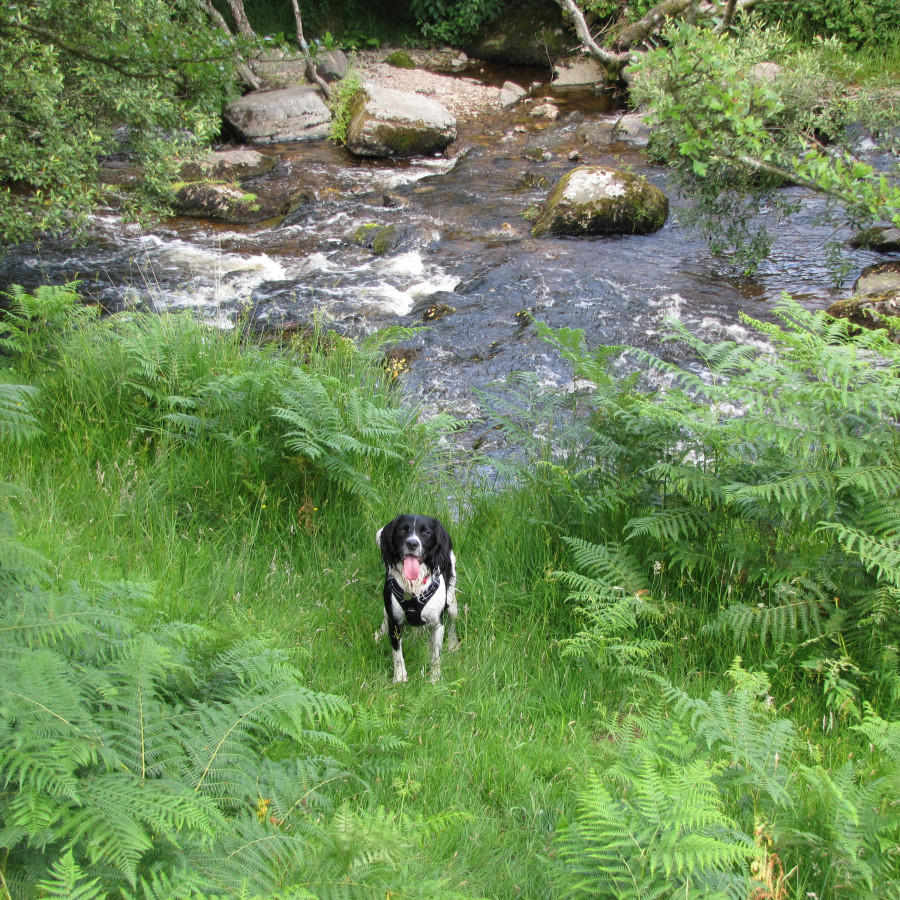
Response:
[630,22,900,275]
[0,0,238,244]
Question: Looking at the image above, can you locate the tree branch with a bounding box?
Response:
[553,0,631,76]
[289,0,331,100]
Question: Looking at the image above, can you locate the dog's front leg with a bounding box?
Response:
[389,624,407,682]
[428,622,445,683]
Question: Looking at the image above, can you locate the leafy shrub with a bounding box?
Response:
[327,70,362,144]
[764,0,900,50]
[410,0,505,44]
[630,23,900,274]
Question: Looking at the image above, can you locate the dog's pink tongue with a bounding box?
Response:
[403,555,421,581]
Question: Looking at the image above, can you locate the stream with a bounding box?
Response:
[1,64,895,446]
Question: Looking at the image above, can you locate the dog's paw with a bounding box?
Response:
[447,636,461,652]
[373,630,382,643]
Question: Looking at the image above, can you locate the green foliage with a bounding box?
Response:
[630,22,900,274]
[511,298,900,719]
[0,0,238,244]
[0,283,98,372]
[764,0,900,50]
[557,662,900,899]
[2,285,455,507]
[410,0,505,44]
[328,71,363,144]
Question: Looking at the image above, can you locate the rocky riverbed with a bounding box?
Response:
[2,51,898,452]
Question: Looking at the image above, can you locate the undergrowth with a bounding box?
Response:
[2,284,899,899]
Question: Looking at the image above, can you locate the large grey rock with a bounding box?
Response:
[853,260,900,297]
[552,57,606,87]
[224,86,331,145]
[248,49,307,89]
[179,149,275,182]
[345,83,456,158]
[532,165,669,237]
[316,49,349,82]
[499,81,527,107]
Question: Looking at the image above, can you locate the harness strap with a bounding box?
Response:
[388,573,441,614]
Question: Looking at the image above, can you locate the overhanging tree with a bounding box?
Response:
[0,0,241,244]
[554,0,900,273]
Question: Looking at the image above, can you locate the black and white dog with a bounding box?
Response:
[375,515,459,682]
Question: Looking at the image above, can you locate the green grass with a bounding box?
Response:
[2,288,899,899]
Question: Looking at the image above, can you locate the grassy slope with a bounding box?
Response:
[4,300,898,898]
[1,315,602,898]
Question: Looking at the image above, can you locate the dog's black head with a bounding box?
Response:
[379,515,453,583]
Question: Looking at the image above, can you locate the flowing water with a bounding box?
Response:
[1,66,894,440]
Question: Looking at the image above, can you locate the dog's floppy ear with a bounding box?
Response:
[378,517,399,567]
[431,518,453,581]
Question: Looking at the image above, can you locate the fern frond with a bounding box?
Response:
[0,382,42,444]
[36,850,105,900]
[819,522,900,589]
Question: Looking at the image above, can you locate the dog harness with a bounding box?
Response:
[387,573,442,624]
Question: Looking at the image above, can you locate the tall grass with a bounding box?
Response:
[2,285,899,898]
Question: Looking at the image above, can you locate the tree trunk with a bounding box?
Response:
[224,0,256,41]
[289,0,331,100]
[202,0,260,90]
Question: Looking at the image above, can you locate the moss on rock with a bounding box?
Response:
[531,166,669,237]
[354,223,401,255]
[385,50,416,69]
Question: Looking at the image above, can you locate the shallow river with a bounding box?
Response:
[1,66,893,436]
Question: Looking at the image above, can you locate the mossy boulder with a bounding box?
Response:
[385,50,416,69]
[354,223,402,255]
[345,83,456,158]
[174,181,305,225]
[531,166,669,237]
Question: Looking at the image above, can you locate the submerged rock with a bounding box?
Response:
[224,86,331,144]
[354,223,403,255]
[179,149,275,183]
[531,165,669,237]
[345,83,456,158]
